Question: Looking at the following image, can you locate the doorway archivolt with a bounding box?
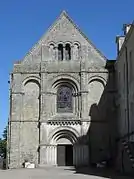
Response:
[48,127,79,145]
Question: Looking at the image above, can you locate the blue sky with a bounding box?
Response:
[0,0,134,136]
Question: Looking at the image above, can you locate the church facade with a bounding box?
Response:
[8,11,116,168]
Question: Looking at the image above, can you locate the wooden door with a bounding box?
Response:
[57,145,66,166]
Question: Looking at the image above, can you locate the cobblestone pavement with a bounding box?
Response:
[0,167,133,179]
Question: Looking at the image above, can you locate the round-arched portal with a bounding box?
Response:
[48,128,79,145]
[52,130,77,145]
[42,128,89,167]
[50,129,78,166]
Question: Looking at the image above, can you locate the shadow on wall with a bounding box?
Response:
[88,60,117,168]
[67,60,119,178]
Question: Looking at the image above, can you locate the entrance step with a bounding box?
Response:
[37,164,75,172]
[122,140,134,168]
[37,164,57,168]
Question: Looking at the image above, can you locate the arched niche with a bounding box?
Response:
[48,43,55,60]
[88,78,105,118]
[23,79,40,121]
[73,42,80,60]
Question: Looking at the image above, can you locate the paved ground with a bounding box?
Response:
[0,166,133,179]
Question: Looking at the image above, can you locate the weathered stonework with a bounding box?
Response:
[115,24,134,174]
[8,11,116,168]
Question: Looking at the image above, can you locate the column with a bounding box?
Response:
[81,145,84,164]
[51,146,53,165]
[74,145,89,166]
[73,146,76,166]
[83,145,89,165]
[63,46,66,61]
[54,145,57,165]
[80,61,89,120]
[51,145,56,165]
[71,45,73,60]
[49,146,51,164]
[75,145,80,166]
[55,46,58,61]
[46,146,49,165]
[45,145,57,166]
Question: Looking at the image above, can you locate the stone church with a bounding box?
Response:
[8,11,116,168]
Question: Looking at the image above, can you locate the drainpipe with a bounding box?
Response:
[125,46,130,140]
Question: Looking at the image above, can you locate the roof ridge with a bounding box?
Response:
[60,11,107,60]
[23,11,64,59]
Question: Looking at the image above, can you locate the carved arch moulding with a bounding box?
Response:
[22,76,41,92]
[88,75,107,87]
[47,126,80,144]
[48,74,80,91]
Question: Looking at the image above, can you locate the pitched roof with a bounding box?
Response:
[23,10,107,61]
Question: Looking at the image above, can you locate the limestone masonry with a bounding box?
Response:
[8,11,116,169]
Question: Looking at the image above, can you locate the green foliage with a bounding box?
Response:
[0,139,7,158]
[2,127,7,141]
[0,127,7,159]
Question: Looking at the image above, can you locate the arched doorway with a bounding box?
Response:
[57,138,73,166]
[50,129,78,166]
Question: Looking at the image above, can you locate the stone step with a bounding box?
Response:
[122,141,134,168]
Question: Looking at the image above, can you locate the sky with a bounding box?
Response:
[0,0,134,137]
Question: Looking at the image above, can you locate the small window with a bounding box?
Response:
[57,86,73,113]
[58,44,63,61]
[65,44,71,60]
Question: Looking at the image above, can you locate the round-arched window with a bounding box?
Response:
[57,86,73,113]
[58,44,64,61]
[65,43,71,60]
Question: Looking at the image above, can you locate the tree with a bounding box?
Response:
[0,127,7,159]
[2,127,7,141]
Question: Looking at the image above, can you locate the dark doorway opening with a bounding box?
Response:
[57,144,73,166]
[66,145,73,166]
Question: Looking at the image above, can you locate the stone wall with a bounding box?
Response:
[8,11,116,168]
